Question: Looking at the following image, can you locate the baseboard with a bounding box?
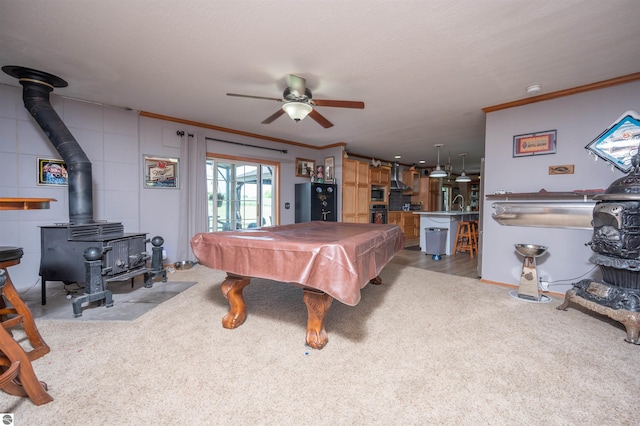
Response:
[479,278,566,299]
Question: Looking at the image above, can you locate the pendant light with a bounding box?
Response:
[430,144,447,178]
[455,153,471,183]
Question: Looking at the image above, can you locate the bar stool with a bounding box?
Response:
[0,247,53,405]
[469,220,479,248]
[454,221,476,258]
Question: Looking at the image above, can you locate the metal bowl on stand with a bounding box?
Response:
[514,244,548,258]
[174,260,196,270]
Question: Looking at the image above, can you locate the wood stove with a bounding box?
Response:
[3,65,166,316]
[558,151,640,344]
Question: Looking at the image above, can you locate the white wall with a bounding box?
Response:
[482,81,640,294]
[138,116,343,261]
[0,83,341,292]
[0,83,141,293]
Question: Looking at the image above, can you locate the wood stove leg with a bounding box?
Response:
[303,289,333,350]
[558,289,640,345]
[221,275,251,329]
[621,320,640,344]
[1,271,50,360]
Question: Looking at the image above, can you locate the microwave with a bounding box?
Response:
[371,186,386,202]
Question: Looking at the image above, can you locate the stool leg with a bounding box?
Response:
[0,324,53,405]
[454,222,464,255]
[1,269,50,361]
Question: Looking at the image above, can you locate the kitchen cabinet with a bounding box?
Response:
[369,166,390,186]
[388,211,401,226]
[388,211,419,244]
[401,170,421,194]
[401,212,420,240]
[342,157,370,223]
[413,176,440,211]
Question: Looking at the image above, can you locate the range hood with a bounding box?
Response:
[389,162,409,191]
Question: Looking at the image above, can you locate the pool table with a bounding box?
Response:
[191,221,405,349]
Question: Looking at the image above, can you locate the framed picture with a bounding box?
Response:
[295,158,315,177]
[144,155,179,188]
[585,111,640,173]
[513,130,557,157]
[37,158,68,186]
[324,156,335,183]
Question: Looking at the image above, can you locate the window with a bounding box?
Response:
[206,156,278,232]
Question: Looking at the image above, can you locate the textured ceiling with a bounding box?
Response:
[1,1,639,173]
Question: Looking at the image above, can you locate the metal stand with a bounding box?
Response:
[144,236,167,287]
[72,247,113,318]
[513,244,548,302]
[72,236,167,317]
[518,255,541,300]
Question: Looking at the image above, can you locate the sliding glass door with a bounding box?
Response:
[206,157,277,232]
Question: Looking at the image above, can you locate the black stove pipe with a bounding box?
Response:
[3,66,93,224]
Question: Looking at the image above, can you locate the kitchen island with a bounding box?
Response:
[415,211,480,255]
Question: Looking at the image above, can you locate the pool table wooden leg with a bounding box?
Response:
[221,275,251,329]
[303,289,333,349]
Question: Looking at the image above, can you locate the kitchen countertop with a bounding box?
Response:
[414,211,479,216]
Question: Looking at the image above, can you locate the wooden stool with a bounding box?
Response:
[454,221,476,258]
[0,247,53,405]
[469,220,479,249]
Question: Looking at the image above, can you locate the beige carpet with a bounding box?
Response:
[2,263,639,425]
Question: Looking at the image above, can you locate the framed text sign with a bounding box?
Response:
[513,130,557,157]
[144,155,179,188]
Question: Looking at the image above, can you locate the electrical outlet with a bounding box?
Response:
[539,279,549,291]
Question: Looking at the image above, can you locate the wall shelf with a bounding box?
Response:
[0,198,56,211]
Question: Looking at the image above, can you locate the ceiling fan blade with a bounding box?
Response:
[311,99,365,109]
[287,74,306,98]
[227,93,283,102]
[308,109,334,128]
[261,109,285,124]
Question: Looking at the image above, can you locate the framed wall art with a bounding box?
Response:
[324,156,335,183]
[295,158,315,177]
[585,111,640,173]
[144,155,179,188]
[37,158,68,186]
[513,130,557,157]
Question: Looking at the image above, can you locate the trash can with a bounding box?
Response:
[425,228,447,260]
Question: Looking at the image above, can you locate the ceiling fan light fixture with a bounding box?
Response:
[282,102,312,122]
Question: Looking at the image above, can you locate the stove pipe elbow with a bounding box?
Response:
[4,66,94,225]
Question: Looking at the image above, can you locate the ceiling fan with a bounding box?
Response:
[226,74,364,128]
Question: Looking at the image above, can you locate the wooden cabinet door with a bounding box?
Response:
[343,158,357,184]
[356,184,370,223]
[369,167,380,185]
[401,212,417,238]
[379,167,390,185]
[371,167,391,185]
[342,158,372,223]
[388,212,401,226]
[342,182,358,223]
